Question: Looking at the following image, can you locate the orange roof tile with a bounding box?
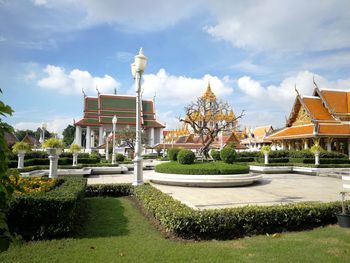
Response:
[302,97,334,120]
[321,90,350,114]
[318,124,350,135]
[268,124,314,140]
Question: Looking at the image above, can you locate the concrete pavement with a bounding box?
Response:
[87,171,344,209]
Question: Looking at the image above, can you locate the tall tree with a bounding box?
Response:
[114,129,148,151]
[180,88,243,159]
[62,124,75,146]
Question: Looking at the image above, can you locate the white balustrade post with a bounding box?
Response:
[86,126,91,151]
[17,151,25,169]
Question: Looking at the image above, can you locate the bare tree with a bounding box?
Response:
[114,129,148,151]
[180,95,244,159]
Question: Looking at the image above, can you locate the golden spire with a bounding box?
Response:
[201,81,216,101]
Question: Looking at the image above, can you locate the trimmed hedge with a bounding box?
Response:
[168,148,182,161]
[289,158,350,164]
[85,184,133,197]
[177,149,195,165]
[235,157,255,162]
[236,151,260,158]
[134,184,345,240]
[7,177,86,240]
[155,161,249,175]
[8,157,101,168]
[255,157,289,163]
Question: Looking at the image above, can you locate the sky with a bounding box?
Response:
[1,0,350,136]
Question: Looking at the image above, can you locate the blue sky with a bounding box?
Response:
[1,0,350,135]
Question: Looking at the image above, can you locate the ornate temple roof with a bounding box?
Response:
[75,94,165,128]
[268,86,350,140]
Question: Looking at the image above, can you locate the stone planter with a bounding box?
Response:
[314,151,320,165]
[46,148,62,178]
[17,150,26,169]
[336,213,350,228]
[264,153,269,165]
[72,152,78,166]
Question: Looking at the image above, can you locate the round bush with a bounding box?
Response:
[220,147,237,164]
[116,153,125,162]
[177,149,195,165]
[168,148,181,161]
[210,150,221,161]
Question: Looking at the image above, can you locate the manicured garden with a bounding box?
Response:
[1,197,350,263]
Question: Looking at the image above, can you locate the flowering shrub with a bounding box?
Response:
[9,175,60,195]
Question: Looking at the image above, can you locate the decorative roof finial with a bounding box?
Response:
[294,83,300,96]
[95,85,100,95]
[313,75,320,90]
[114,87,117,95]
[82,88,86,97]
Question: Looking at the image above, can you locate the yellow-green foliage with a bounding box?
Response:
[261,145,271,154]
[43,138,64,149]
[12,141,31,154]
[70,143,81,153]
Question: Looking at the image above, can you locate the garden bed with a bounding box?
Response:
[7,177,87,240]
[155,161,249,175]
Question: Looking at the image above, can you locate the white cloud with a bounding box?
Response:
[13,116,75,137]
[32,0,48,6]
[139,68,234,105]
[206,0,350,51]
[37,65,120,95]
[237,70,350,119]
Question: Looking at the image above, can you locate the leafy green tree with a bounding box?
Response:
[62,124,75,146]
[0,92,17,251]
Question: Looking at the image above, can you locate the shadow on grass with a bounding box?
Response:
[76,198,129,238]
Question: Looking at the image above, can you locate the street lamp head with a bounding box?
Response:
[112,115,117,125]
[134,48,147,72]
[42,122,47,129]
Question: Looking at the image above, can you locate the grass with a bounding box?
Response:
[155,161,249,174]
[1,198,350,263]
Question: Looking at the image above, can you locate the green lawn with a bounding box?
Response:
[1,197,350,263]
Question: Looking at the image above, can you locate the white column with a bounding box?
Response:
[326,141,332,152]
[17,151,25,169]
[91,130,95,148]
[75,126,82,146]
[98,126,104,146]
[159,128,164,144]
[149,128,155,147]
[304,140,308,150]
[86,126,91,150]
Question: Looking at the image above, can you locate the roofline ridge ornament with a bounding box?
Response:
[294,83,300,96]
[313,75,320,90]
[96,85,100,95]
[82,88,86,97]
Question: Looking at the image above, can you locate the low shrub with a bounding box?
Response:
[268,150,290,158]
[115,153,125,162]
[8,177,86,240]
[220,147,237,164]
[235,157,255,162]
[155,161,249,175]
[289,150,314,158]
[289,158,350,164]
[85,184,133,197]
[168,148,182,161]
[210,150,221,161]
[320,151,348,159]
[134,184,345,240]
[236,151,260,158]
[177,149,195,165]
[255,157,289,163]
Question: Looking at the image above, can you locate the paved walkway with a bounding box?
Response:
[87,171,344,209]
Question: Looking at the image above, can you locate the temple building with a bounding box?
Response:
[267,84,350,156]
[156,84,246,151]
[74,93,165,152]
[241,125,274,151]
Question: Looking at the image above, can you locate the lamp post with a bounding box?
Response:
[131,48,147,186]
[104,131,110,161]
[112,115,117,164]
[41,122,47,149]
